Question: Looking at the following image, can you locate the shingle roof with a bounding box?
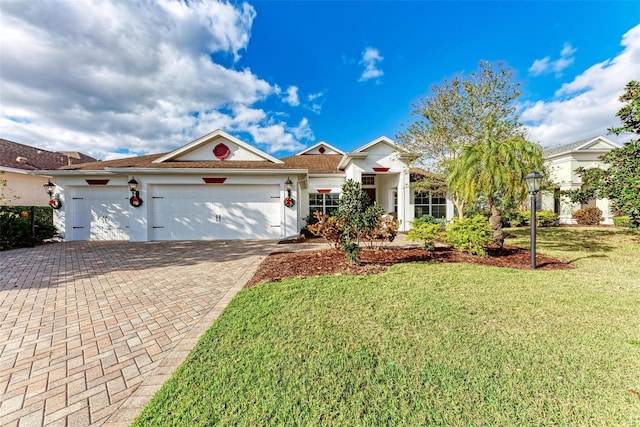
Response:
[543,137,597,156]
[279,154,343,174]
[0,139,97,171]
[59,152,345,173]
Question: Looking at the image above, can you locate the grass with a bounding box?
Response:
[134,227,640,426]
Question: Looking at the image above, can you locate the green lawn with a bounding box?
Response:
[134,227,640,426]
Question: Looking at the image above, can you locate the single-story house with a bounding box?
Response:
[0,138,96,206]
[39,130,456,241]
[541,135,621,224]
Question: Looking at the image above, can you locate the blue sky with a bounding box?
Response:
[1,1,639,161]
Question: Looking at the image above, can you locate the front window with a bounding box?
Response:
[309,193,339,218]
[414,191,447,219]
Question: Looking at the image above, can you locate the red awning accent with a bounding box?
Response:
[203,178,227,184]
[85,179,110,185]
[317,189,331,194]
[372,167,390,172]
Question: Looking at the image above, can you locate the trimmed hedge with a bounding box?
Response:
[572,207,603,225]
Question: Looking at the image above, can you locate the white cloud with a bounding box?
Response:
[0,0,313,160]
[522,25,640,147]
[284,86,300,106]
[529,42,576,77]
[305,91,326,114]
[359,47,384,82]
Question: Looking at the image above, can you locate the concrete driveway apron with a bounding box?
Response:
[0,240,276,426]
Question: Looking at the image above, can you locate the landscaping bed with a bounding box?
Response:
[247,244,571,287]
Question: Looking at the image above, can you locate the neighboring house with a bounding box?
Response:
[541,135,621,225]
[38,130,455,241]
[0,138,96,206]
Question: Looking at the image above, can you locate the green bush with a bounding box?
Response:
[507,210,559,227]
[443,215,493,257]
[0,206,57,250]
[505,210,528,227]
[412,214,438,227]
[613,216,633,228]
[572,207,603,225]
[536,210,559,227]
[407,222,443,250]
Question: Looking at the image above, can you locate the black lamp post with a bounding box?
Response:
[525,170,543,269]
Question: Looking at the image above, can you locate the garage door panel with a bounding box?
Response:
[71,187,129,241]
[151,185,280,240]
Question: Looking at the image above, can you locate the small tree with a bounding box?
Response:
[398,61,525,219]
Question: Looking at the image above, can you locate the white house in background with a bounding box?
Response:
[39,130,455,242]
[541,135,621,225]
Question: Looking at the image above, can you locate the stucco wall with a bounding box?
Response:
[1,171,52,206]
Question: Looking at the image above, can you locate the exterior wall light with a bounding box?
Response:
[284,177,295,208]
[128,177,143,207]
[44,180,62,209]
[525,170,543,269]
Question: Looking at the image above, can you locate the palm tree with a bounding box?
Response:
[447,135,544,246]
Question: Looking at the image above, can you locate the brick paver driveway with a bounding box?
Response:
[0,240,276,426]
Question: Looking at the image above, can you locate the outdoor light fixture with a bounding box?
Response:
[43,180,55,197]
[525,170,543,269]
[128,177,143,207]
[44,180,62,209]
[285,177,293,199]
[284,177,295,208]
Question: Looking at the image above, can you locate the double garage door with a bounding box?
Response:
[151,184,281,240]
[70,184,281,241]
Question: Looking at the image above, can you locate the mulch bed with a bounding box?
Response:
[246,245,572,287]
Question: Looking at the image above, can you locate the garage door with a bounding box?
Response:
[150,184,281,240]
[70,187,130,241]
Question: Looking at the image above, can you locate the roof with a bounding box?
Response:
[544,135,620,157]
[0,139,97,171]
[279,154,343,174]
[59,153,301,171]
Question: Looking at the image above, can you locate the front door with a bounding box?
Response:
[364,188,376,206]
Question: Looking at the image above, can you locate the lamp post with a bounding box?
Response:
[525,171,543,269]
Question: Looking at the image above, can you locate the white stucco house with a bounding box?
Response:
[40,130,455,242]
[541,135,621,224]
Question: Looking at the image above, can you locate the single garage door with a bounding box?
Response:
[150,184,281,240]
[70,187,130,241]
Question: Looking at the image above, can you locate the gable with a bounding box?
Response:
[544,135,620,159]
[153,130,283,164]
[296,141,344,156]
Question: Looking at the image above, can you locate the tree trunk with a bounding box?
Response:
[453,193,465,219]
[489,204,504,248]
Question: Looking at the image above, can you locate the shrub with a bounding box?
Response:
[536,210,559,227]
[0,206,57,250]
[307,211,345,248]
[505,210,528,227]
[443,215,493,257]
[407,222,443,250]
[412,214,438,227]
[572,207,603,225]
[613,216,633,228]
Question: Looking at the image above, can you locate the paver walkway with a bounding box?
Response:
[0,241,276,426]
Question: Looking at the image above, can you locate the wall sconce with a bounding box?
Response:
[128,177,143,207]
[285,177,293,199]
[44,179,62,209]
[284,177,295,208]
